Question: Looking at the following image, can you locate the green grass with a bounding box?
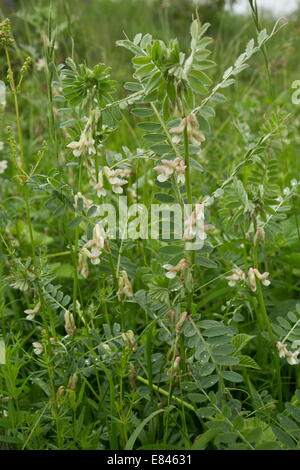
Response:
[0,0,300,450]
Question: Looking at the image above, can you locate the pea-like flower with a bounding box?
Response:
[163,258,189,279]
[67,136,96,157]
[248,268,271,292]
[169,113,205,145]
[24,301,41,321]
[32,342,43,355]
[154,157,186,184]
[225,268,246,287]
[277,341,300,365]
[94,169,106,197]
[117,270,133,300]
[82,223,106,265]
[64,310,76,336]
[104,166,130,194]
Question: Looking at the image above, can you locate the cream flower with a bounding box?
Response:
[169,114,205,145]
[225,268,246,287]
[64,310,76,336]
[117,270,133,300]
[163,258,189,279]
[277,341,300,365]
[32,342,43,355]
[248,267,270,292]
[67,137,96,157]
[94,170,106,197]
[24,301,41,321]
[82,223,106,265]
[78,251,89,278]
[154,157,186,184]
[104,166,130,194]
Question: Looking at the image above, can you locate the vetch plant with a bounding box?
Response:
[0,1,300,451]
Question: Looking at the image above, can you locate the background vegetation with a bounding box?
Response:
[0,0,300,450]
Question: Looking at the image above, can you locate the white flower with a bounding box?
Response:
[67,137,96,157]
[32,342,43,355]
[163,258,189,279]
[277,340,300,365]
[24,301,41,321]
[226,268,246,287]
[117,270,133,300]
[64,310,76,336]
[94,170,106,197]
[0,160,8,174]
[248,268,271,292]
[82,223,106,265]
[286,350,300,365]
[169,114,205,145]
[154,157,186,184]
[78,251,89,278]
[276,341,287,358]
[104,166,130,194]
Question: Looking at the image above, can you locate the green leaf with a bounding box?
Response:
[196,256,218,269]
[125,409,165,450]
[214,356,240,366]
[68,216,84,229]
[222,371,243,383]
[236,355,260,369]
[138,122,161,131]
[231,334,256,353]
[190,157,204,172]
[131,107,154,117]
[271,425,296,449]
[143,133,166,143]
[154,193,175,203]
[191,429,219,450]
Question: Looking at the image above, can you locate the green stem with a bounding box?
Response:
[184,123,195,313]
[253,244,282,403]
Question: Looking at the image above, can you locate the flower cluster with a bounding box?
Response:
[81,223,106,266]
[67,109,100,157]
[248,267,270,292]
[154,157,186,184]
[94,169,106,197]
[226,267,270,292]
[64,310,76,336]
[169,113,205,145]
[117,270,133,300]
[104,166,131,194]
[277,341,300,365]
[163,258,189,279]
[67,134,96,157]
[225,268,246,287]
[24,301,41,321]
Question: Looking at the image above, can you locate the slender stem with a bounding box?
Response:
[136,375,196,413]
[183,123,195,313]
[253,244,282,403]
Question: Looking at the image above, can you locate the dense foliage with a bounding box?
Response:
[0,0,300,450]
